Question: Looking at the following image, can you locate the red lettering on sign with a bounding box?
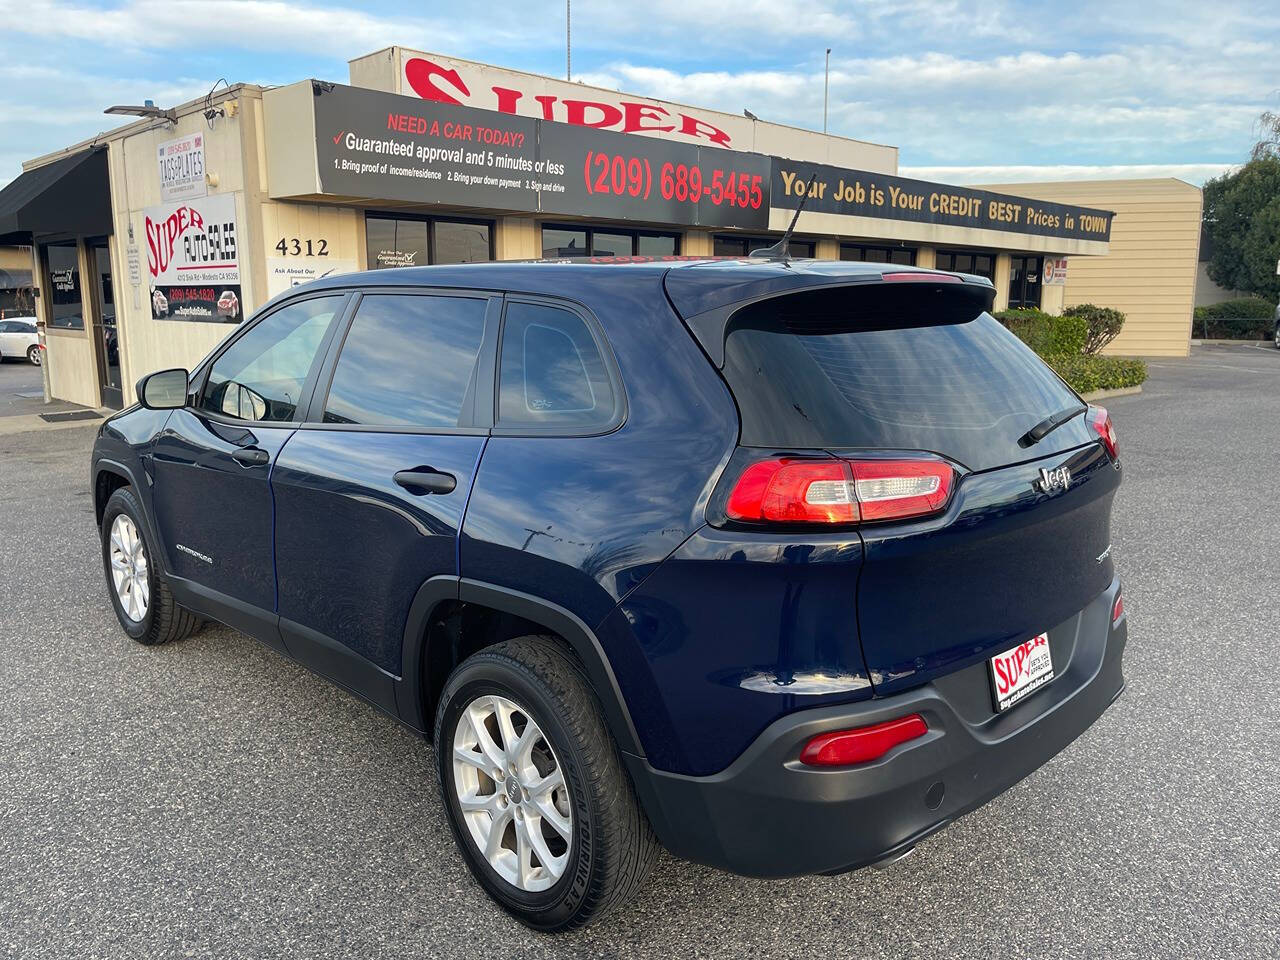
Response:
[678,114,731,147]
[622,101,675,133]
[145,206,205,278]
[404,57,470,104]
[563,99,623,128]
[492,86,522,113]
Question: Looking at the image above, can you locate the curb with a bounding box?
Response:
[1190,339,1274,346]
[1079,385,1143,402]
[0,409,110,437]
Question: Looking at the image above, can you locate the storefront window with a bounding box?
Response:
[541,225,680,258]
[590,232,633,257]
[636,234,678,257]
[714,236,816,258]
[936,249,996,281]
[543,227,589,257]
[365,214,492,269]
[434,220,492,264]
[41,242,83,329]
[840,243,915,265]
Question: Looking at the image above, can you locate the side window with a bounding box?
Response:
[498,302,616,430]
[323,294,487,428]
[198,296,343,422]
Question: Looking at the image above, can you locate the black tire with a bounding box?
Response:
[434,636,658,932]
[100,486,203,645]
[27,344,40,366]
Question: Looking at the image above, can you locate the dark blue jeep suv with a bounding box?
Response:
[91,257,1127,930]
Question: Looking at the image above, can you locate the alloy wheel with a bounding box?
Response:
[451,694,574,892]
[109,514,149,622]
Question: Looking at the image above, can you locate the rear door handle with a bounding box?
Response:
[394,468,457,495]
[231,446,270,466]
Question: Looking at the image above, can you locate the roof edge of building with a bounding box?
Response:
[21,82,266,173]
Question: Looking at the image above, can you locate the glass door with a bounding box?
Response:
[1008,256,1043,310]
[88,241,122,408]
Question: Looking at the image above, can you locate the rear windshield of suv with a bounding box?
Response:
[721,285,1082,471]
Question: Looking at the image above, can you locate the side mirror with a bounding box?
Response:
[138,368,189,409]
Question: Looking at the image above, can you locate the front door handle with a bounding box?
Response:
[394,468,457,495]
[231,446,270,466]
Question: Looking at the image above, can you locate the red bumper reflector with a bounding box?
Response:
[800,714,928,767]
[1112,593,1125,624]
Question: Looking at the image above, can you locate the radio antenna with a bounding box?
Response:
[750,173,816,260]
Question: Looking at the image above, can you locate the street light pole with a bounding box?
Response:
[823,48,831,134]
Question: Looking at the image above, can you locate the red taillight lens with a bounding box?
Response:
[800,714,928,766]
[726,457,954,525]
[1112,593,1125,624]
[849,459,954,522]
[726,458,855,523]
[1089,405,1118,459]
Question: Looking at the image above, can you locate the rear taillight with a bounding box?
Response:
[1089,405,1118,460]
[800,715,928,766]
[726,459,856,524]
[725,457,954,525]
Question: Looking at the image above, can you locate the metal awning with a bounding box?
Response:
[0,147,112,244]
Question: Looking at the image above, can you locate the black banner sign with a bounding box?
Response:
[312,84,770,230]
[770,161,1113,243]
[307,83,1110,243]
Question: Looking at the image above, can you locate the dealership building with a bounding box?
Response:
[0,47,1201,409]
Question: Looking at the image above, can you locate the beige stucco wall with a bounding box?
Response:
[980,178,1202,357]
[104,90,265,404]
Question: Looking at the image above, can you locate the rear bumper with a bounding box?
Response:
[626,578,1127,878]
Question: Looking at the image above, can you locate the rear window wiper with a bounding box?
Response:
[1019,404,1085,447]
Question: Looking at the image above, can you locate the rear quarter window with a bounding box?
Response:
[497,301,617,431]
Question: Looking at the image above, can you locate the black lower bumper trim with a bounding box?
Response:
[625,579,1127,878]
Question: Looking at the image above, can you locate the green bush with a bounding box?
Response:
[1063,303,1126,354]
[1044,354,1148,394]
[1191,297,1275,339]
[995,308,1088,355]
[1193,296,1274,319]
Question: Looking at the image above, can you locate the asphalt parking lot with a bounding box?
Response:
[1,344,1278,959]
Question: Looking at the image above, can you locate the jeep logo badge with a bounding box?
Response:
[1037,466,1071,494]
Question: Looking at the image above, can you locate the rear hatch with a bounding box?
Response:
[691,275,1121,697]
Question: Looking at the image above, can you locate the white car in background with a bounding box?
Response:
[0,317,40,365]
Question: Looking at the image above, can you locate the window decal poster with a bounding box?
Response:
[144,193,242,323]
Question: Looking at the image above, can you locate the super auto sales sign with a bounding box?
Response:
[143,193,243,323]
[314,83,770,229]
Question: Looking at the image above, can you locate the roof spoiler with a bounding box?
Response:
[671,275,996,368]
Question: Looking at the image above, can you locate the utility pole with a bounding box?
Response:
[567,0,572,81]
[823,48,831,134]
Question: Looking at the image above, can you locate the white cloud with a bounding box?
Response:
[1,0,466,56]
[901,163,1239,186]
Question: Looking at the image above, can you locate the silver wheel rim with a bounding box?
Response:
[109,514,149,622]
[29,348,40,366]
[451,694,573,892]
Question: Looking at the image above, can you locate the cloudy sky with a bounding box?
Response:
[0,0,1274,189]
